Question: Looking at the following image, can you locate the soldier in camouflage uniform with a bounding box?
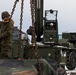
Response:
[0,11,14,58]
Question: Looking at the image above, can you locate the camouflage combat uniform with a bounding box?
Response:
[0,19,14,58]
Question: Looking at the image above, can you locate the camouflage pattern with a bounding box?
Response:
[0,19,14,58]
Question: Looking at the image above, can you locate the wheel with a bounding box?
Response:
[66,63,75,70]
[66,51,76,70]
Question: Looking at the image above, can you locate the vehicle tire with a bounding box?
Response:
[66,63,75,70]
[66,51,76,70]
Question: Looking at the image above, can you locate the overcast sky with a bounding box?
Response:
[0,0,76,34]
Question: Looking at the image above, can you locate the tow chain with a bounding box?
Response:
[18,0,24,58]
[8,0,24,58]
[8,1,41,74]
[10,0,19,19]
[30,0,41,75]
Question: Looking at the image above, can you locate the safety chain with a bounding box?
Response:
[18,0,24,58]
[10,0,19,19]
[30,0,41,75]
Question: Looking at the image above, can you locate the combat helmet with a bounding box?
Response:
[1,11,10,19]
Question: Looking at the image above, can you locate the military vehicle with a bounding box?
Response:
[0,0,76,75]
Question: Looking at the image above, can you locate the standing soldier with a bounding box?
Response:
[0,11,14,58]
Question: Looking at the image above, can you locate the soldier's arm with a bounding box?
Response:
[0,21,4,38]
[0,21,4,28]
[0,19,14,39]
